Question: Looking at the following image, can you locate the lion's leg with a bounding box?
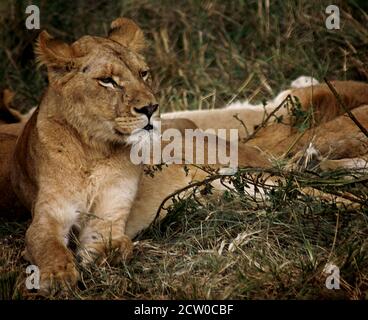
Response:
[25,196,80,295]
[319,157,368,171]
[77,181,136,266]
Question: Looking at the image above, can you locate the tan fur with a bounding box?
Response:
[162,95,290,139]
[163,81,368,140]
[246,104,368,159]
[163,81,368,165]
[293,81,368,124]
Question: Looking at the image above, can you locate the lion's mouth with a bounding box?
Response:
[143,124,153,131]
[114,126,152,139]
[114,128,128,137]
[114,120,157,141]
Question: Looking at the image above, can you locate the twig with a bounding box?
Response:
[153,173,224,224]
[324,77,368,138]
[281,113,312,158]
[242,94,292,143]
[233,113,250,137]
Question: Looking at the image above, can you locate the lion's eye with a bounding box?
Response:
[140,70,149,81]
[98,77,117,89]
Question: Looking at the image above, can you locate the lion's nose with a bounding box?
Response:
[134,103,159,119]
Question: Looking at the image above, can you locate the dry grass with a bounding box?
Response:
[0,0,368,300]
[2,168,367,300]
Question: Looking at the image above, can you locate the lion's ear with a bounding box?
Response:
[2,89,15,109]
[108,18,146,53]
[35,31,76,69]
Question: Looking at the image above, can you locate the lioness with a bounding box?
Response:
[162,81,368,141]
[11,17,158,293]
[4,18,267,294]
[162,81,368,170]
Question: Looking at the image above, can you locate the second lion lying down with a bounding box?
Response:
[0,18,368,295]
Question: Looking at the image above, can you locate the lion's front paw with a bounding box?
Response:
[100,235,134,264]
[39,262,79,296]
[78,235,133,266]
[118,235,133,262]
[77,242,105,267]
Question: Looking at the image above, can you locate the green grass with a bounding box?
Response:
[0,0,368,299]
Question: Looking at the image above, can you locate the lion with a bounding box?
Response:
[10,18,157,293]
[162,81,368,140]
[0,17,268,295]
[162,80,368,169]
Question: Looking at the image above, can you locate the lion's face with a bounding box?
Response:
[62,36,159,145]
[36,18,159,145]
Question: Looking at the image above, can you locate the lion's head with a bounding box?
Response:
[35,18,159,145]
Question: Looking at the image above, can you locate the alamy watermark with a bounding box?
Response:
[326,5,340,30]
[324,263,340,290]
[128,121,239,170]
[25,5,40,30]
[25,264,40,290]
[25,4,340,31]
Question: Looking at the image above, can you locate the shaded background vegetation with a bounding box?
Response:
[0,0,368,112]
[0,0,367,300]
